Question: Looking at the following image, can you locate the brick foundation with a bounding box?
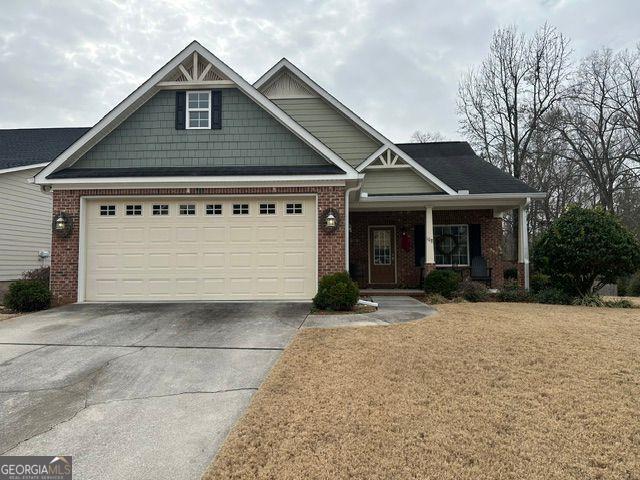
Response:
[50,186,345,304]
[349,209,504,289]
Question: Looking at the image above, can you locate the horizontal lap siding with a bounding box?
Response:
[0,168,52,281]
[362,169,440,195]
[73,89,327,169]
[273,98,381,167]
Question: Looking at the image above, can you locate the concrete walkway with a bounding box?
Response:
[302,296,435,328]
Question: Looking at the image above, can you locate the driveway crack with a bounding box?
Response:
[87,387,259,406]
[1,348,145,454]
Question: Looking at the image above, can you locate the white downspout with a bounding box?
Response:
[345,181,363,271]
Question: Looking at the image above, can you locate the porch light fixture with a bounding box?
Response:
[322,208,340,233]
[52,212,73,238]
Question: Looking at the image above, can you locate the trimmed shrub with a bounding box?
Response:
[423,293,448,304]
[496,280,530,302]
[458,280,489,302]
[503,266,518,280]
[530,273,550,294]
[313,272,359,311]
[628,273,640,297]
[22,266,50,286]
[4,280,51,312]
[535,287,572,305]
[603,298,635,308]
[424,270,460,299]
[572,294,605,307]
[532,206,640,296]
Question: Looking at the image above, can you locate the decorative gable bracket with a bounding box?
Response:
[364,148,411,170]
[158,52,234,88]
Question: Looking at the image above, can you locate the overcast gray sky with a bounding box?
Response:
[1,0,638,142]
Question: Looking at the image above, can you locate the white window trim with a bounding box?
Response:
[186,90,211,130]
[434,224,470,267]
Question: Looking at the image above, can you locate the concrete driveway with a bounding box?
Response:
[0,303,308,480]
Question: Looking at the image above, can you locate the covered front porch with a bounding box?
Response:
[346,198,531,291]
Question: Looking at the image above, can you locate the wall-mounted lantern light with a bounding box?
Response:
[52,212,73,238]
[322,208,340,233]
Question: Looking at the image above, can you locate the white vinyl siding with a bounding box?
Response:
[362,169,440,195]
[0,168,52,281]
[273,97,381,167]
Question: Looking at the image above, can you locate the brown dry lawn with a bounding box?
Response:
[203,303,640,480]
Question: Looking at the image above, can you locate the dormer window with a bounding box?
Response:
[186,91,210,129]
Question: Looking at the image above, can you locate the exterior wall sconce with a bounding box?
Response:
[322,208,340,233]
[52,212,73,238]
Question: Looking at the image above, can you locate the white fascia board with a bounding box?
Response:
[359,192,546,203]
[44,174,357,187]
[255,59,457,195]
[35,42,357,185]
[0,163,48,175]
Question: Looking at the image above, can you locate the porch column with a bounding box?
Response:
[425,206,435,271]
[517,201,530,290]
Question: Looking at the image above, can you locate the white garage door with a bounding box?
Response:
[83,196,317,301]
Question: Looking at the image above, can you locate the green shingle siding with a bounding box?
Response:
[74,89,327,169]
[273,97,381,167]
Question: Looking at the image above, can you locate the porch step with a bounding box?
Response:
[360,289,423,296]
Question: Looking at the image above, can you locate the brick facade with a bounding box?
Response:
[349,209,504,289]
[50,186,345,304]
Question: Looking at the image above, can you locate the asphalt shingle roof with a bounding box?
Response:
[396,142,540,195]
[48,164,344,179]
[0,127,90,170]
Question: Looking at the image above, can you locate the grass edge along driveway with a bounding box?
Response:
[203,302,640,480]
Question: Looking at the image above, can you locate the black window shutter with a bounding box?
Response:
[469,224,482,259]
[175,91,186,130]
[211,90,222,129]
[414,224,425,266]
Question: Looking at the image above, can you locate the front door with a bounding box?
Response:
[369,226,396,285]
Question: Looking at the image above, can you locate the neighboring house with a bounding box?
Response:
[0,128,88,292]
[32,41,543,304]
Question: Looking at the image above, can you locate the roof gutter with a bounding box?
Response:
[344,179,364,271]
[359,192,546,202]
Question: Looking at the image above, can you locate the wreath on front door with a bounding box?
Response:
[435,233,458,256]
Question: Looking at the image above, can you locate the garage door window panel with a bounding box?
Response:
[126,205,142,216]
[153,204,169,216]
[286,203,303,214]
[259,203,276,215]
[206,204,223,215]
[179,204,196,216]
[100,205,116,216]
[233,204,249,215]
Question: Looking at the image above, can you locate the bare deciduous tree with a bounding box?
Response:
[458,23,571,181]
[410,130,445,142]
[553,48,635,212]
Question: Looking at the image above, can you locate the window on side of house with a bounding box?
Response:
[259,203,276,215]
[206,204,223,215]
[233,204,249,215]
[179,204,196,216]
[152,204,169,216]
[285,203,303,214]
[100,205,116,216]
[126,204,142,216]
[434,225,469,266]
[186,91,210,129]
